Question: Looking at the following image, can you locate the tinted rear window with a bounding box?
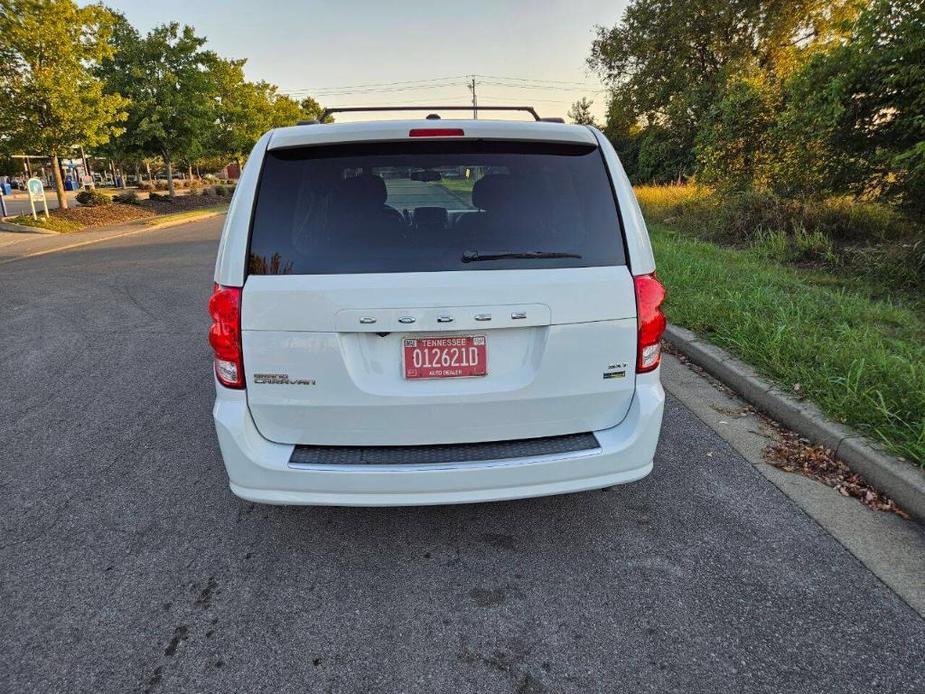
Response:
[248,140,624,275]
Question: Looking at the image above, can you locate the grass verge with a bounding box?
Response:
[636,184,924,295]
[650,223,925,466]
[8,214,82,233]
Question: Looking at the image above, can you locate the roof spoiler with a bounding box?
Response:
[313,105,563,123]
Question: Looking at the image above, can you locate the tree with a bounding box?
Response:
[601,97,641,180]
[0,0,126,208]
[568,98,598,126]
[272,94,302,126]
[696,77,778,190]
[210,58,269,168]
[588,0,863,181]
[759,0,925,209]
[207,57,337,168]
[208,57,316,166]
[98,21,217,197]
[636,125,695,184]
[299,97,333,123]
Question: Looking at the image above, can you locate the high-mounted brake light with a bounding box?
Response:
[409,128,465,137]
[208,284,244,388]
[634,273,666,373]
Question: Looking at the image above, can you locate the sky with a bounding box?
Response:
[92,0,629,123]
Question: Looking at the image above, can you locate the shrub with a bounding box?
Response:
[75,189,112,207]
[751,227,837,266]
[696,77,777,192]
[148,192,168,200]
[113,190,139,205]
[137,181,154,191]
[154,180,169,191]
[213,185,228,196]
[792,226,837,264]
[750,229,790,262]
[636,183,925,293]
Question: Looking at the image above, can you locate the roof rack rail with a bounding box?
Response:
[319,105,546,122]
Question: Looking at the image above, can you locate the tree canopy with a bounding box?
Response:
[1,0,331,196]
[589,0,924,214]
[0,0,127,207]
[568,98,598,126]
[97,21,218,196]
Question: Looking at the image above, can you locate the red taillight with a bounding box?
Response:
[634,273,666,373]
[208,284,244,388]
[409,128,465,137]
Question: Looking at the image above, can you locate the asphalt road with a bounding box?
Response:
[1,217,923,693]
[386,179,474,210]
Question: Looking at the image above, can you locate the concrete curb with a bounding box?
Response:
[0,220,56,234]
[135,208,226,231]
[663,324,925,523]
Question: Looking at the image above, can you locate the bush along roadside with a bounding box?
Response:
[636,185,925,296]
[648,222,925,468]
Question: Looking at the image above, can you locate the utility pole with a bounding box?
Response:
[79,145,94,188]
[468,77,478,119]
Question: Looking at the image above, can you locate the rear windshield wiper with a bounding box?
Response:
[462,250,583,263]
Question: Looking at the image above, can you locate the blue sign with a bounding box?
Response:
[27,177,45,201]
[26,177,49,219]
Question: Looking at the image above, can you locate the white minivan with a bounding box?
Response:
[210,107,665,506]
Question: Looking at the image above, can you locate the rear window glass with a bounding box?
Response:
[248,140,624,275]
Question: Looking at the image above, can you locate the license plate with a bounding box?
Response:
[403,335,487,379]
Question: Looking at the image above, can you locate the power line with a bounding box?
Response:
[478,80,607,93]
[306,83,468,97]
[478,94,592,105]
[472,73,601,87]
[281,73,605,97]
[280,75,469,95]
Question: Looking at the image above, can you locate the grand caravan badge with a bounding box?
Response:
[253,373,316,386]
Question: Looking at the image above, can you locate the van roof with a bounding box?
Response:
[267,119,599,150]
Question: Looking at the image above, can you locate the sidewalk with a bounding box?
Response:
[0,208,226,265]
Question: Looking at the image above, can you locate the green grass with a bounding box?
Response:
[651,223,925,466]
[8,214,82,233]
[635,184,924,295]
[140,205,227,226]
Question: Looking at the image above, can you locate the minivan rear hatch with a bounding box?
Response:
[241,131,639,446]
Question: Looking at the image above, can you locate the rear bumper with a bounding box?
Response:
[212,371,664,506]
